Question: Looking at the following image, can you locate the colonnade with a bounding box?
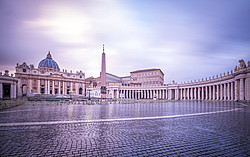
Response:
[178,81,240,101]
[117,88,168,100]
[110,75,249,101]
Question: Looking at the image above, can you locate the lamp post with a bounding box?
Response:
[87,85,91,100]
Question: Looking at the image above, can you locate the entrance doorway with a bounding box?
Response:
[22,85,27,96]
[79,88,83,95]
[3,83,11,98]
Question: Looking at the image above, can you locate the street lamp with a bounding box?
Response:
[87,85,91,100]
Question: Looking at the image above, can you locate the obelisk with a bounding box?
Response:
[101,44,107,98]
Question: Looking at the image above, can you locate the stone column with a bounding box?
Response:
[187,88,189,100]
[135,90,137,100]
[38,80,40,94]
[62,82,65,95]
[0,82,3,98]
[198,87,201,100]
[58,81,61,95]
[202,87,205,100]
[240,79,244,100]
[131,90,134,99]
[70,82,73,93]
[179,89,182,100]
[246,78,250,101]
[209,86,212,100]
[217,85,220,100]
[224,83,227,100]
[138,90,140,99]
[235,80,239,100]
[231,82,234,101]
[227,83,230,101]
[45,80,47,94]
[13,82,16,98]
[166,89,168,99]
[213,85,216,100]
[162,89,164,99]
[149,90,151,99]
[220,84,223,100]
[131,90,133,99]
[190,87,194,100]
[29,79,32,94]
[126,90,129,99]
[175,88,178,100]
[183,88,186,100]
[52,81,54,94]
[186,88,188,99]
[169,89,172,100]
[194,87,197,100]
[205,86,208,100]
[131,90,135,99]
[48,80,50,94]
[76,83,79,95]
[165,89,167,99]
[10,83,13,98]
[17,79,21,96]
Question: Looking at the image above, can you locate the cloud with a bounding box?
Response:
[0,0,249,83]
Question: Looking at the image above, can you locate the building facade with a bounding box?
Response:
[130,69,164,86]
[15,52,85,97]
[0,70,17,99]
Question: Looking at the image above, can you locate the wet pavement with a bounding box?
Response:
[0,101,249,156]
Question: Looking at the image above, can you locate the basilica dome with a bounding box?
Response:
[38,52,60,71]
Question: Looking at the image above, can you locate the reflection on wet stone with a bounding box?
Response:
[0,101,249,156]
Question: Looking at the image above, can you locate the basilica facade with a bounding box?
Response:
[15,52,85,97]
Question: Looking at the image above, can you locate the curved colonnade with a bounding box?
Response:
[108,62,250,101]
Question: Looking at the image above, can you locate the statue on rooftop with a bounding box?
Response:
[239,59,246,69]
[234,65,238,72]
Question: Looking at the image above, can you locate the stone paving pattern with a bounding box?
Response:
[0,101,249,156]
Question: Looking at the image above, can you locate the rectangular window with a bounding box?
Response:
[41,80,45,85]
[23,79,26,83]
[55,81,58,86]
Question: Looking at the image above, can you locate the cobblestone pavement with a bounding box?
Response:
[0,101,249,156]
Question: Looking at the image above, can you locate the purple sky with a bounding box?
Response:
[0,0,250,83]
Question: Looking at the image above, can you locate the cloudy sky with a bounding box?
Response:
[0,0,249,83]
